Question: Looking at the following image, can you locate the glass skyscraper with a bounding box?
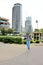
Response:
[12,3,22,33]
[25,17,33,34]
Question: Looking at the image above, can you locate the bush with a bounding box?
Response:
[22,40,26,44]
[41,40,43,43]
[30,40,35,43]
[0,36,22,44]
[30,40,34,43]
[22,39,35,44]
[35,40,40,43]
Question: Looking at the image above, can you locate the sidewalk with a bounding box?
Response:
[31,42,43,46]
[0,42,27,61]
[0,42,43,61]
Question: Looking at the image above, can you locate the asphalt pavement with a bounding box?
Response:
[0,42,43,65]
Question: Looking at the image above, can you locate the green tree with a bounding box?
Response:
[34,29,39,32]
[8,28,13,34]
[40,28,43,33]
[40,28,43,35]
[26,32,30,35]
[1,28,6,35]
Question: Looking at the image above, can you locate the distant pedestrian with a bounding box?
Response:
[26,34,30,50]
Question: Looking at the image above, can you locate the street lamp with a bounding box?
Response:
[36,20,38,29]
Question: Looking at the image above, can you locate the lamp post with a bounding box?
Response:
[36,20,38,29]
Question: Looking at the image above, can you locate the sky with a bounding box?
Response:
[0,0,43,30]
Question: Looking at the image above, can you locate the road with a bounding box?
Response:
[0,42,43,65]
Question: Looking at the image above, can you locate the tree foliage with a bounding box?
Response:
[40,28,43,33]
[7,28,13,34]
[1,28,14,35]
[1,28,6,35]
[34,29,39,32]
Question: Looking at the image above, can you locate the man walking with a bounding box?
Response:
[26,33,30,49]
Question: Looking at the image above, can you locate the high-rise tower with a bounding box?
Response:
[25,17,33,34]
[12,3,22,33]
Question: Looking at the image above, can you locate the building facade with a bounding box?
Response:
[0,17,10,29]
[25,17,33,34]
[33,32,42,40]
[12,3,22,33]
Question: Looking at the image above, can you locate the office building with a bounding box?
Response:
[12,3,22,33]
[25,17,33,34]
[0,17,10,29]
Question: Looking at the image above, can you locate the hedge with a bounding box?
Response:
[22,39,35,44]
[0,36,41,44]
[41,40,43,43]
[22,40,26,44]
[0,36,22,44]
[30,40,35,43]
[35,40,40,43]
